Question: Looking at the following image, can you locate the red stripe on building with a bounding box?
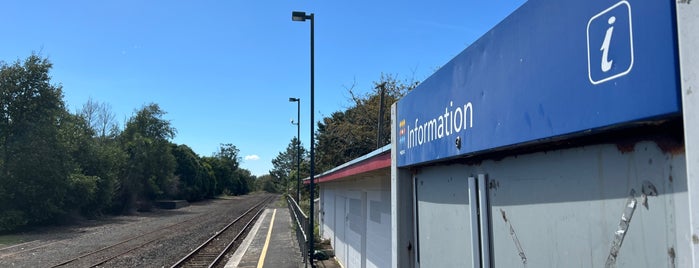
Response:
[304,151,391,184]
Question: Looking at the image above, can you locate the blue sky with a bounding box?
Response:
[1,0,525,176]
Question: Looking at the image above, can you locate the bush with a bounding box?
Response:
[66,173,99,216]
[0,210,27,232]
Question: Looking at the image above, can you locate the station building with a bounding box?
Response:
[311,145,391,268]
[307,1,699,267]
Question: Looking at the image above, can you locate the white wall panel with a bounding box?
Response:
[415,165,475,267]
[367,190,392,268]
[320,175,391,268]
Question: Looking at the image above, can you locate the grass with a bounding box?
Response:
[215,194,241,200]
[276,195,287,207]
[0,235,25,247]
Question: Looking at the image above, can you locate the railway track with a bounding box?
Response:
[170,195,273,268]
[0,209,189,260]
[49,214,208,267]
[47,194,272,268]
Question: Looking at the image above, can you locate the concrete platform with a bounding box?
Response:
[226,202,304,268]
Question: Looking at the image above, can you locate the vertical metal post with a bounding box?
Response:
[292,10,315,266]
[308,12,316,266]
[412,175,420,268]
[297,99,301,202]
[377,82,386,148]
[468,176,481,268]
[478,174,491,268]
[677,2,699,266]
[391,103,416,268]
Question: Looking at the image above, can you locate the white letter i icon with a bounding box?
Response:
[600,16,616,72]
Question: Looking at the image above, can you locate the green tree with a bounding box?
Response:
[200,161,217,198]
[59,112,110,216]
[215,143,243,195]
[203,143,243,196]
[69,98,125,216]
[315,74,416,172]
[117,103,177,212]
[172,144,211,201]
[270,137,308,194]
[0,54,72,230]
[233,168,254,195]
[256,174,279,193]
[201,156,222,195]
[85,139,124,215]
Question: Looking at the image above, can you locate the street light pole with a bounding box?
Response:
[289,97,301,202]
[292,10,315,265]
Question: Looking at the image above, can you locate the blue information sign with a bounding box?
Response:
[396,0,680,167]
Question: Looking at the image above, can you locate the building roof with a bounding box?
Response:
[303,144,391,184]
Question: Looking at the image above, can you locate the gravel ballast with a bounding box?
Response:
[0,193,274,268]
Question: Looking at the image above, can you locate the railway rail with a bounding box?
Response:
[170,195,273,268]
[0,209,192,260]
[47,194,272,268]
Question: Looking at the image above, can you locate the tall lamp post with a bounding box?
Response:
[289,97,301,202]
[292,10,315,265]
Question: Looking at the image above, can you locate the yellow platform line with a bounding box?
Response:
[256,209,276,268]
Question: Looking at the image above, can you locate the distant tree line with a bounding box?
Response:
[0,54,254,232]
